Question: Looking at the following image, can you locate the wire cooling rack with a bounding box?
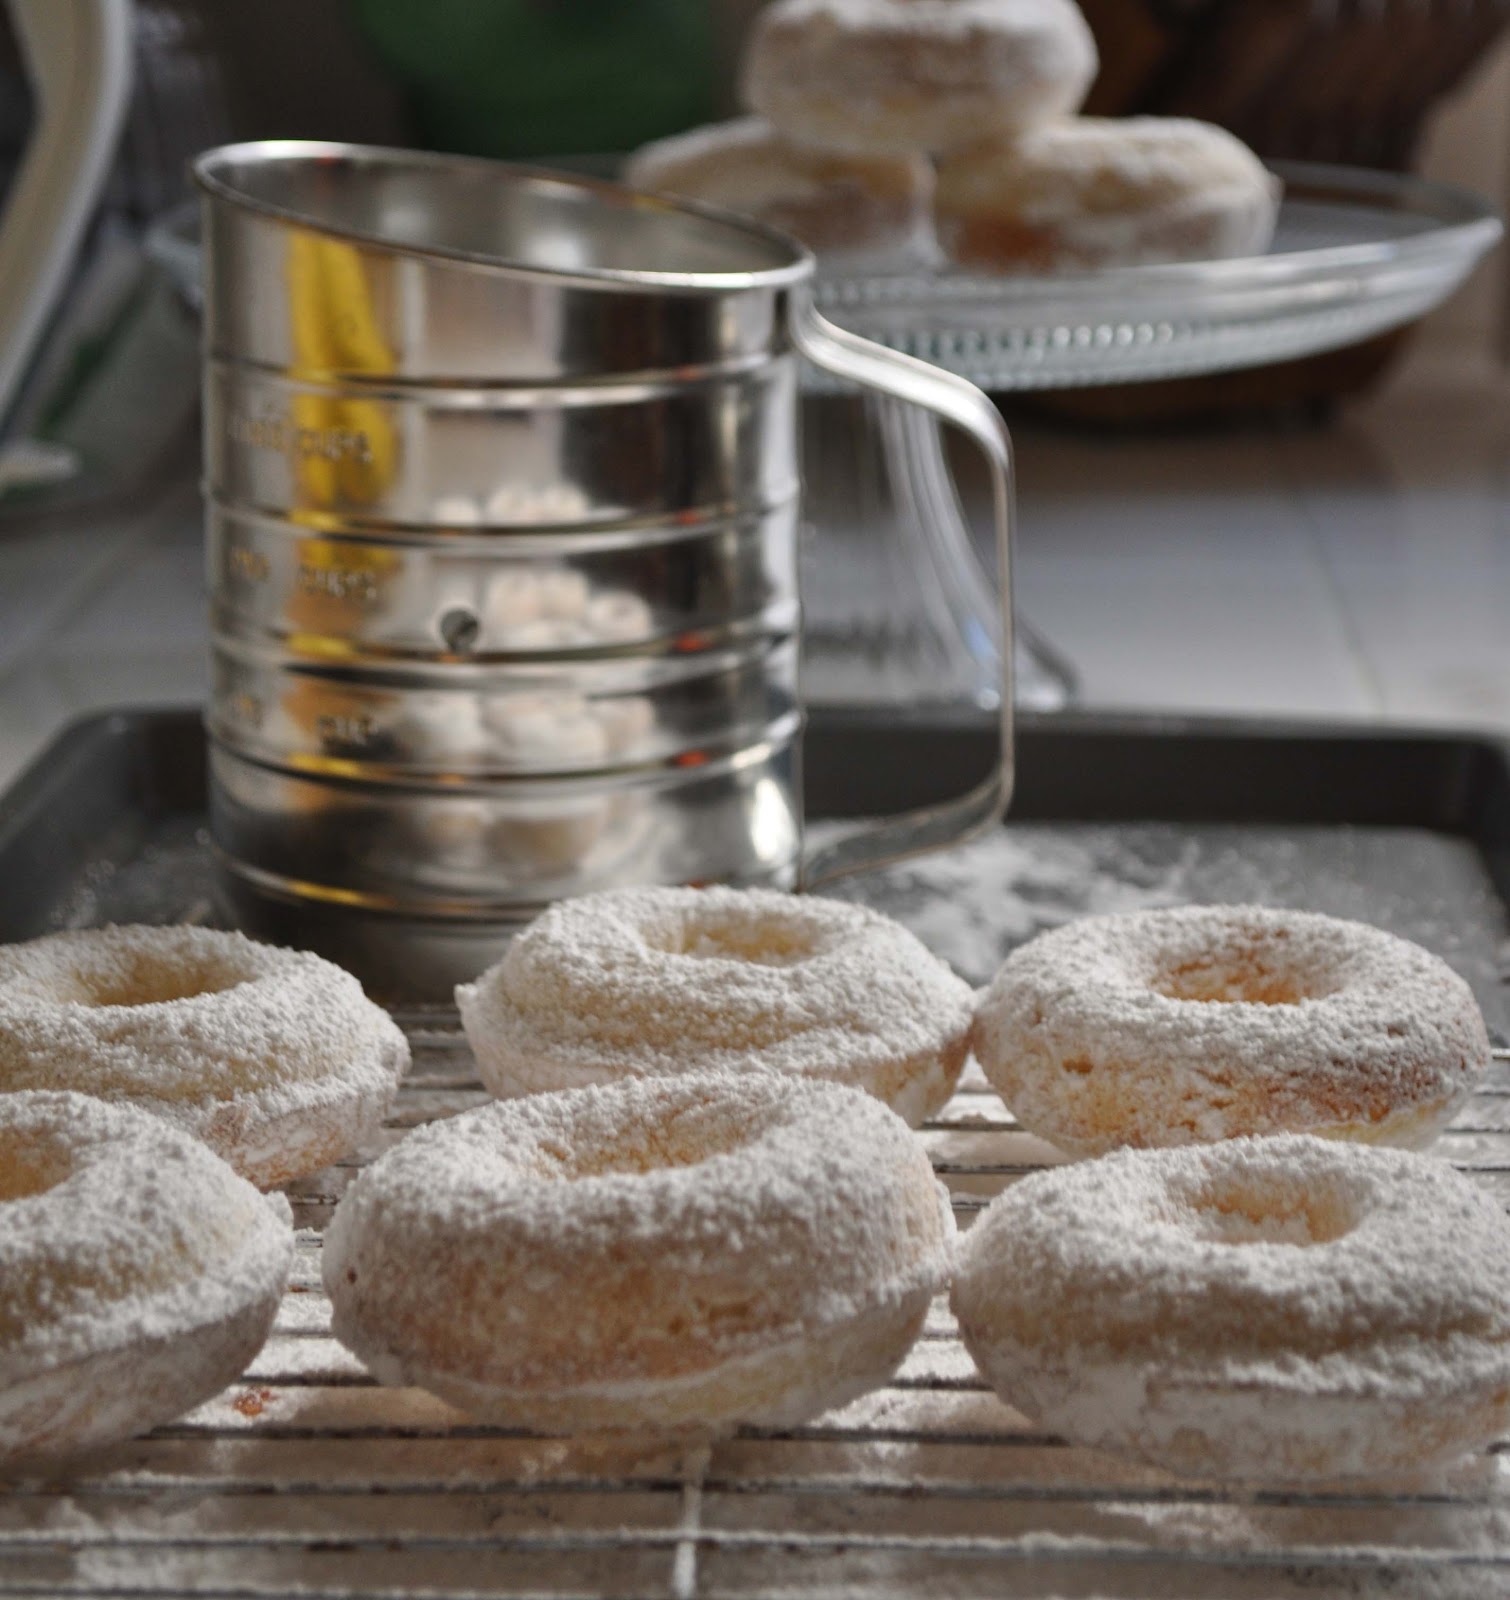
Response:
[4,995,1510,1599]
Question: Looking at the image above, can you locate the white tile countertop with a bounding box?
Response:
[1,341,1508,794]
[1013,346,1510,725]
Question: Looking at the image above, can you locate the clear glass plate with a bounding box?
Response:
[810,161,1503,391]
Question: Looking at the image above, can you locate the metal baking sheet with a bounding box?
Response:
[3,706,1510,1598]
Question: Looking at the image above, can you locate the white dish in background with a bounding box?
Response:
[810,161,1503,391]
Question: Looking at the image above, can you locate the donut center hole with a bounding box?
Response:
[1156,959,1304,1005]
[63,952,247,1008]
[654,915,820,968]
[1151,932,1336,1006]
[1186,1174,1355,1247]
[545,1118,750,1180]
[0,1131,71,1202]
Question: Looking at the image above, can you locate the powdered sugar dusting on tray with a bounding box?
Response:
[47,819,217,933]
[827,822,1510,1035]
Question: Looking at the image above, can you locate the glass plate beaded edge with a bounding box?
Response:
[809,161,1503,392]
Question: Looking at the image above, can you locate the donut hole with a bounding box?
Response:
[60,950,249,1009]
[0,1130,71,1202]
[1150,929,1338,1006]
[535,1106,755,1181]
[1182,1171,1357,1248]
[1156,959,1305,1005]
[650,910,822,969]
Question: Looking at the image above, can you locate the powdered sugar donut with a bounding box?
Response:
[457,886,975,1125]
[935,117,1281,272]
[973,905,1489,1156]
[0,927,410,1188]
[324,1073,953,1434]
[953,1135,1510,1481]
[1,1091,293,1468]
[626,116,934,262]
[742,0,1098,157]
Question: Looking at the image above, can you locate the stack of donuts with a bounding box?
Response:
[4,885,1510,1491]
[626,0,1282,275]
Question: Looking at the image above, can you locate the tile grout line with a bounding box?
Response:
[1269,429,1390,719]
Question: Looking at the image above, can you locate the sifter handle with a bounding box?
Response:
[792,296,1015,889]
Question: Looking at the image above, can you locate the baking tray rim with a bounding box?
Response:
[7,700,1510,822]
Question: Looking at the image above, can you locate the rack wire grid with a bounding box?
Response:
[5,1008,1510,1596]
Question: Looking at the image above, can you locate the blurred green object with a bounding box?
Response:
[352,0,717,159]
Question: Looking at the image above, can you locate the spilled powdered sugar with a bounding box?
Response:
[827,822,1510,1035]
[828,824,1188,984]
[47,819,218,932]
